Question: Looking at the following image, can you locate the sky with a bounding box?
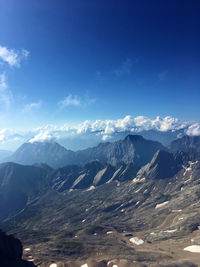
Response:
[0,0,200,150]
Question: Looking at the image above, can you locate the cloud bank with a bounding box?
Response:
[0,115,199,150]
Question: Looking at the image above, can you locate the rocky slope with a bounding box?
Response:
[1,151,200,266]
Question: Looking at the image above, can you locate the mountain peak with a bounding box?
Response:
[137,150,179,180]
[6,140,75,168]
[124,134,144,142]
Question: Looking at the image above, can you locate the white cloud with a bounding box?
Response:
[23,101,42,112]
[72,115,189,137]
[0,45,29,68]
[0,128,19,144]
[186,123,200,136]
[0,72,13,107]
[0,45,29,109]
[27,115,195,145]
[29,131,56,143]
[59,94,81,108]
[58,94,96,108]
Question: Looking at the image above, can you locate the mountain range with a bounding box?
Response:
[3,134,167,168]
[1,134,200,266]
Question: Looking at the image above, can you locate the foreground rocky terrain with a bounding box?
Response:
[1,135,200,266]
[0,229,35,267]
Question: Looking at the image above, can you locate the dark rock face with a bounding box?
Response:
[0,162,50,221]
[76,134,167,167]
[137,150,180,180]
[169,135,200,153]
[0,230,35,267]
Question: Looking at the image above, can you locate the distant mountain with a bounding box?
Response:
[169,135,200,153]
[3,135,167,168]
[76,134,167,167]
[138,129,185,146]
[0,162,50,220]
[0,150,13,161]
[6,141,75,168]
[58,129,184,151]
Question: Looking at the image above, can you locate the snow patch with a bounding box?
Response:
[106,231,113,234]
[172,209,182,212]
[163,229,177,233]
[132,177,146,184]
[155,201,169,209]
[86,185,95,191]
[129,237,144,245]
[184,245,200,253]
[24,248,31,251]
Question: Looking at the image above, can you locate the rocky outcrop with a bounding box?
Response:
[0,230,35,266]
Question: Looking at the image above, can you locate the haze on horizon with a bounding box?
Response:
[0,0,200,150]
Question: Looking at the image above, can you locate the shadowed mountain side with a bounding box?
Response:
[136,150,180,180]
[0,162,51,221]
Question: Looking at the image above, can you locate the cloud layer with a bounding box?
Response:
[0,115,199,150]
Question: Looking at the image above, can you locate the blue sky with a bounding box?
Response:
[0,0,200,149]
